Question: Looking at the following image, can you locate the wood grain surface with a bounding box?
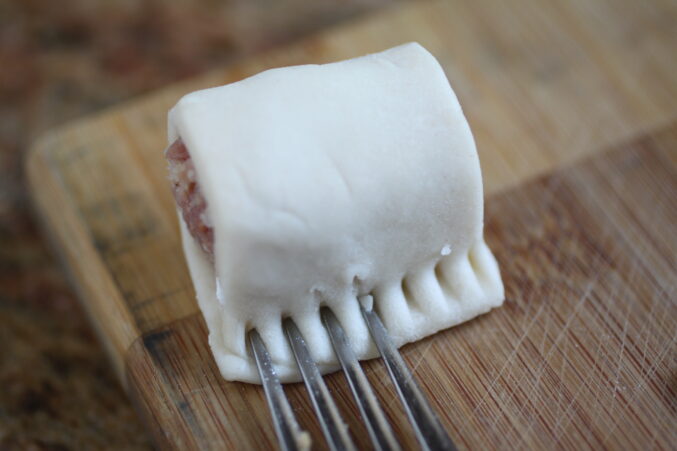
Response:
[124,124,677,450]
[25,0,677,449]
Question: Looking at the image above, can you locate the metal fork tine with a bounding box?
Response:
[359,302,457,451]
[321,308,402,451]
[284,318,357,451]
[249,330,311,451]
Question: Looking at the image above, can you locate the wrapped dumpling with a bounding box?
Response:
[166,43,504,383]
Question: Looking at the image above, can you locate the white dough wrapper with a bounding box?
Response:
[168,42,504,383]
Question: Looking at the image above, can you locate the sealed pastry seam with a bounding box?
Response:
[180,216,502,383]
[167,42,505,383]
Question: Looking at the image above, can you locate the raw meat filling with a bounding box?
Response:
[165,138,214,258]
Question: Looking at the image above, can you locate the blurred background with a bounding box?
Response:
[0,0,393,448]
[1,0,676,449]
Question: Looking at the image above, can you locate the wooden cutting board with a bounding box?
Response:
[26,0,676,449]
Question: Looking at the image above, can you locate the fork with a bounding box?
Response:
[248,301,457,451]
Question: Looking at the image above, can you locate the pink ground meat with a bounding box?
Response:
[165,139,214,258]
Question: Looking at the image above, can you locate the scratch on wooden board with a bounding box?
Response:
[383,339,436,409]
[508,278,597,446]
[411,339,435,376]
[571,233,628,433]
[638,285,664,381]
[588,264,628,433]
[599,332,677,447]
[461,295,548,434]
[550,269,623,440]
[553,315,571,430]
[609,273,633,413]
